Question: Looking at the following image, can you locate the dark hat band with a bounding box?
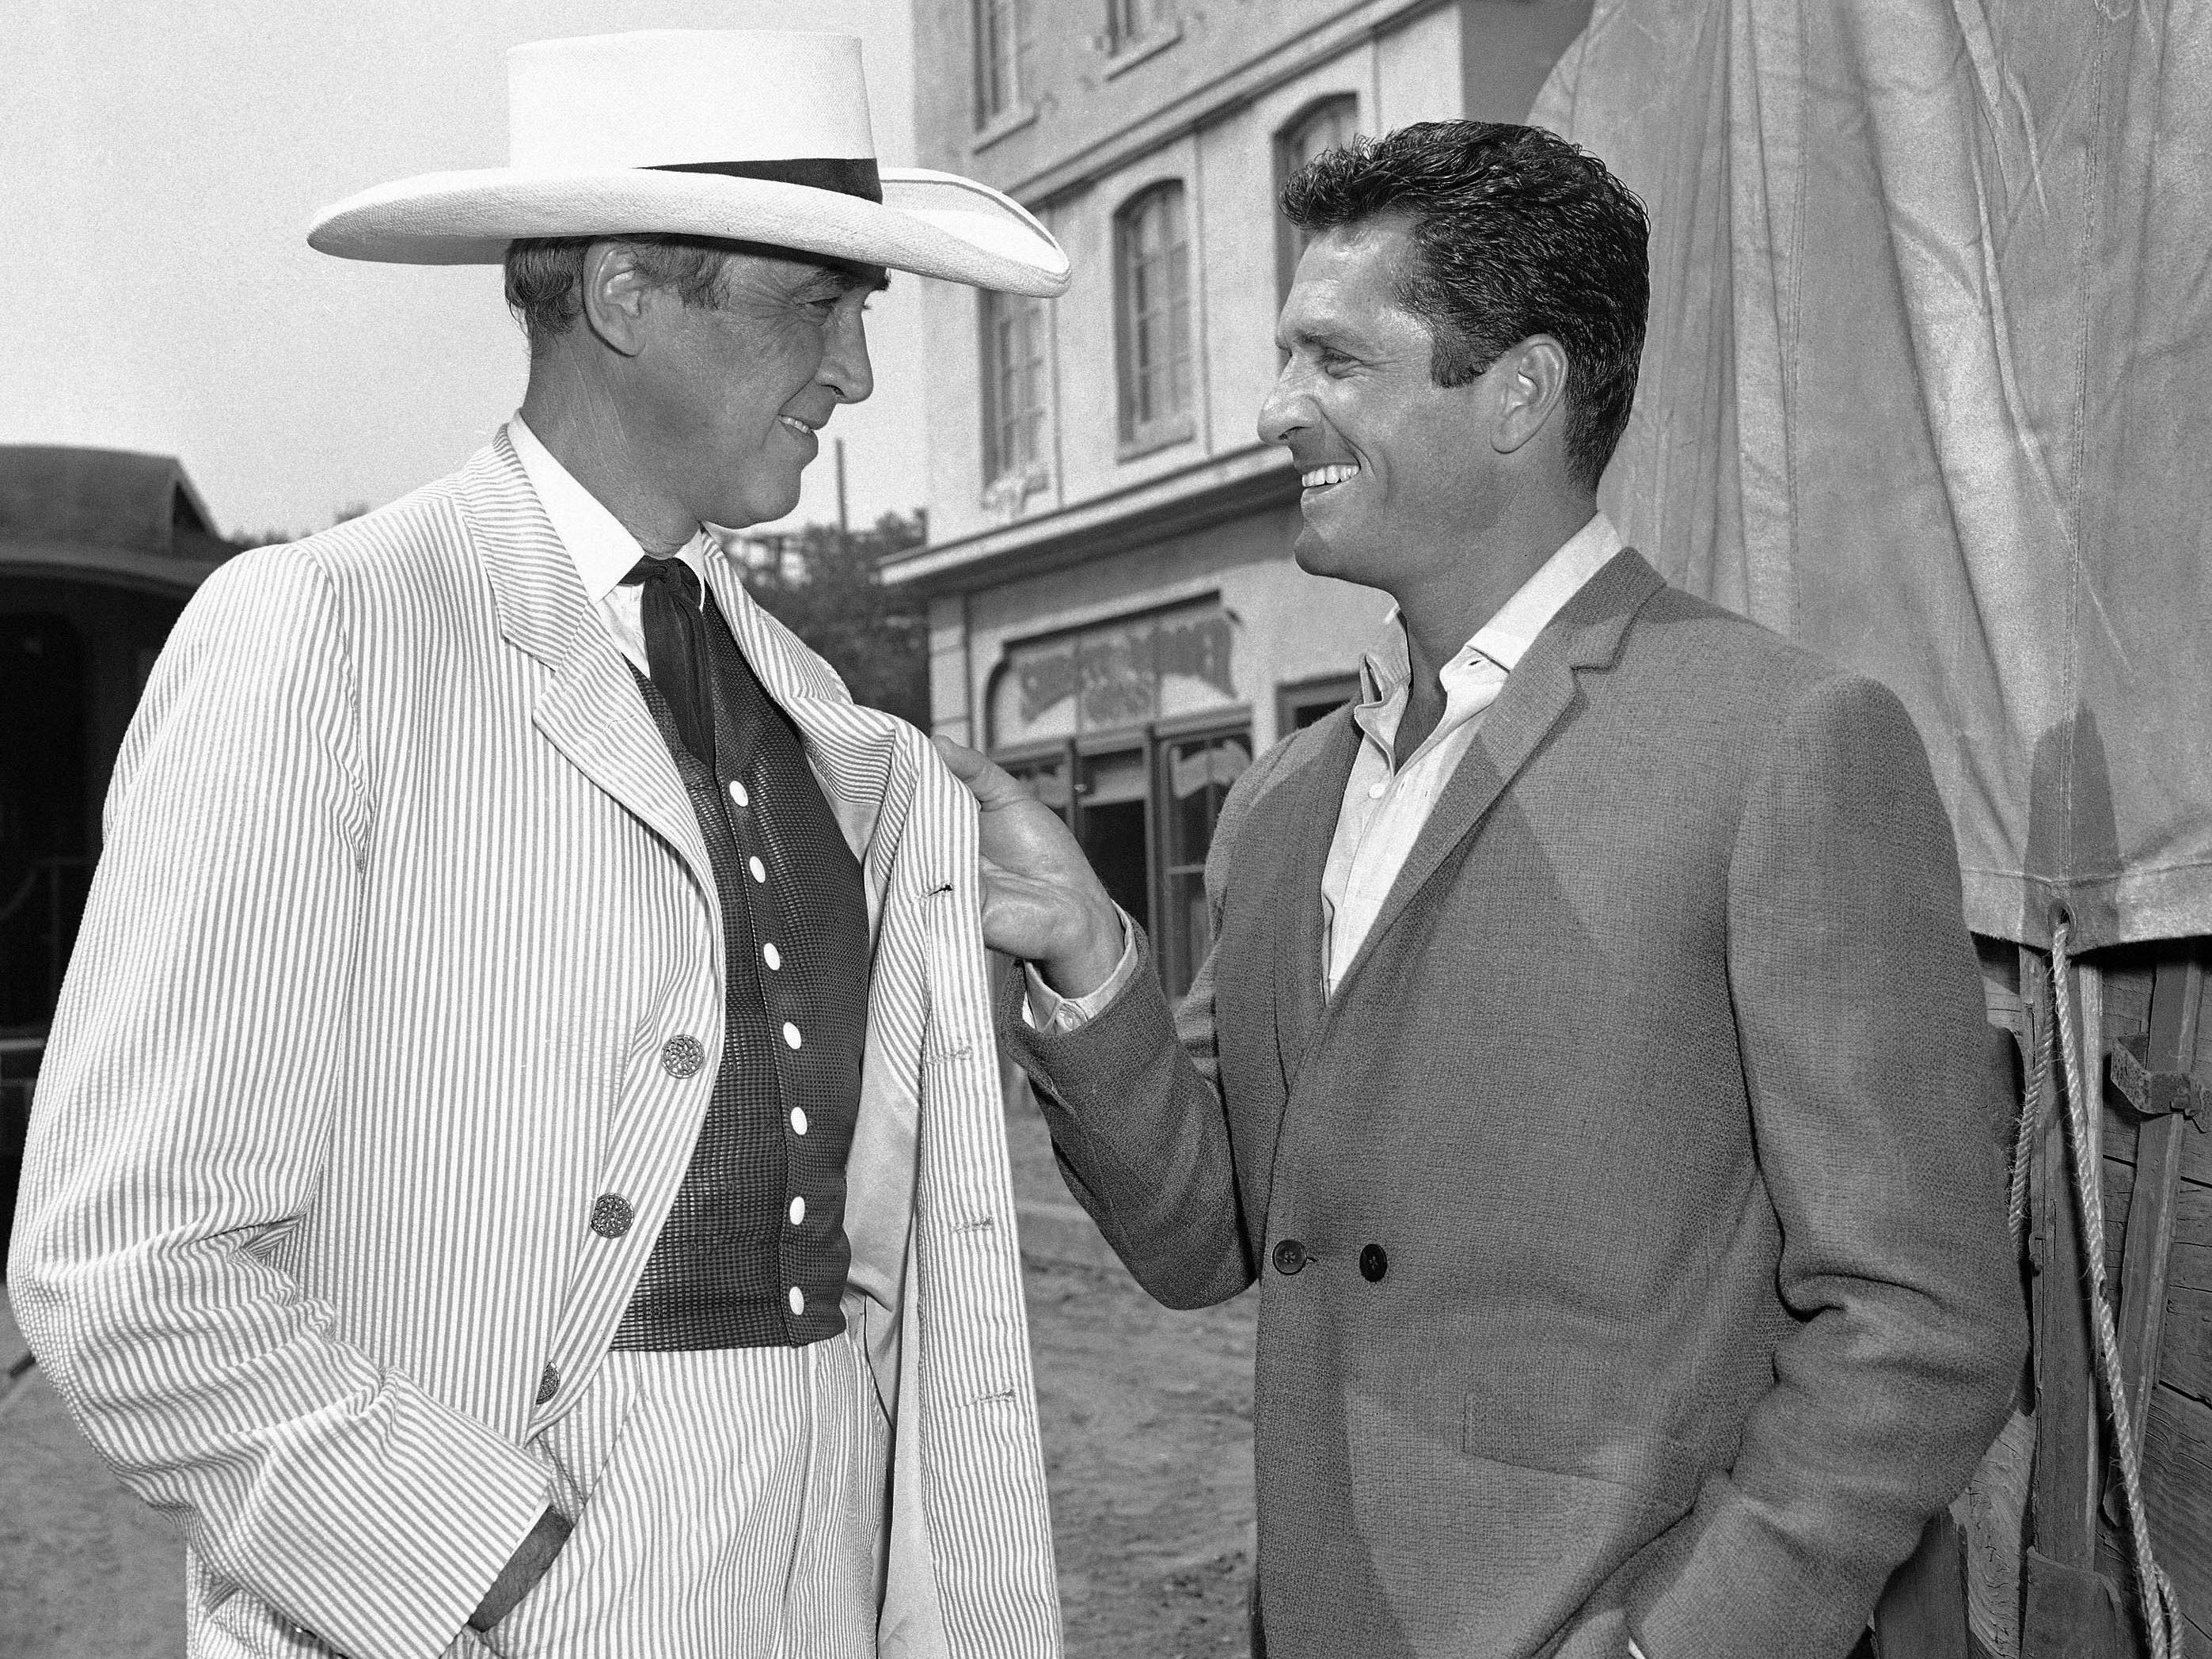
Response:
[653,157,884,204]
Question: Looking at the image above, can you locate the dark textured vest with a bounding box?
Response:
[613,587,870,1350]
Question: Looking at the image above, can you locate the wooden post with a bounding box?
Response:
[2022,948,2130,1658]
[2115,954,2204,1466]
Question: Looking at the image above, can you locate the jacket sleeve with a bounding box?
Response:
[1631,673,2026,1659]
[994,740,1293,1311]
[6,545,553,1659]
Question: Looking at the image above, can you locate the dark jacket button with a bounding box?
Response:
[535,1363,560,1404]
[660,1035,705,1078]
[1359,1243,1388,1282]
[1271,1239,1307,1275]
[590,1194,633,1238]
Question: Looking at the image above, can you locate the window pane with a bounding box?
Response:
[1279,97,1359,285]
[1157,730,1251,998]
[1076,748,1150,932]
[1005,754,1071,822]
[977,0,1025,122]
[1117,184,1192,441]
[1111,0,1161,46]
[982,290,1048,482]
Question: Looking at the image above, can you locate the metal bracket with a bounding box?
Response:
[2108,1032,2207,1122]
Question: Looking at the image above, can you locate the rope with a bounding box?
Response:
[2008,990,2046,1255]
[2046,917,2187,1658]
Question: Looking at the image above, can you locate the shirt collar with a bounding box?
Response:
[1359,511,1625,706]
[507,412,710,606]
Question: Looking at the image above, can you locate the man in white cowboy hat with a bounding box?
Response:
[10,31,1068,1659]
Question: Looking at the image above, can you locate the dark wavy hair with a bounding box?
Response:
[1281,121,1649,492]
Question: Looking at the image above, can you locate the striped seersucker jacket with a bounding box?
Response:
[7,434,1061,1659]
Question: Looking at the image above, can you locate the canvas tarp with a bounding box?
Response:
[1531,0,2212,951]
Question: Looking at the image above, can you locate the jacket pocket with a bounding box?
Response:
[1461,1365,1704,1513]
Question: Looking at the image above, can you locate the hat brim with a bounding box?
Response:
[306,166,1069,297]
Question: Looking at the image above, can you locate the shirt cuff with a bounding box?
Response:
[1022,910,1141,1033]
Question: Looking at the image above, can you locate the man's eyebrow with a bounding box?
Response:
[1278,318,1362,355]
[808,262,891,296]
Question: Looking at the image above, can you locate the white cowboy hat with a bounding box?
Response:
[308,30,1069,297]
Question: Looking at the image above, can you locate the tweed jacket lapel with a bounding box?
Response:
[1323,549,1667,1009]
[460,435,718,903]
[1271,712,1362,1095]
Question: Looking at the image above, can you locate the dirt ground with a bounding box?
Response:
[1003,1088,1260,1659]
[0,1093,1258,1657]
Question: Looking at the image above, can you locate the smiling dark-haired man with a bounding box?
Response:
[941,121,2022,1659]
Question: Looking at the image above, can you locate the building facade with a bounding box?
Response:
[893,0,1591,995]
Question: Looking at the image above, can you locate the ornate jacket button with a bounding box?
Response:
[1272,1239,1307,1275]
[590,1194,633,1238]
[535,1363,559,1404]
[660,1035,705,1078]
[1359,1243,1389,1282]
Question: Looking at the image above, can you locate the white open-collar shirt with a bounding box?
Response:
[1034,511,1624,1025]
[1321,511,1622,997]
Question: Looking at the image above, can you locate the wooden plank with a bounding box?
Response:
[1874,1513,1971,1659]
[2143,1384,2212,1640]
[2117,955,2205,1466]
[2030,951,2103,1573]
[2164,1285,2212,1410]
[2022,1549,2132,1659]
[2180,1179,2212,1251]
[2109,1156,2137,1287]
[2100,1106,2212,1191]
[2176,1240,2212,1295]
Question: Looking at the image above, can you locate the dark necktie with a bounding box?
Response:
[621,555,716,767]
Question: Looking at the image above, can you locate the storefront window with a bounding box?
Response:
[988,602,1248,1002]
[1276,672,1361,734]
[1157,728,1252,999]
[1077,746,1151,935]
[1003,750,1072,822]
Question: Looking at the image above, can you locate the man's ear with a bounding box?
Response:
[579,242,656,359]
[1489,335,1570,457]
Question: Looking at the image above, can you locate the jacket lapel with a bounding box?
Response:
[1271,711,1361,1095]
[1325,549,1667,1005]
[458,436,716,898]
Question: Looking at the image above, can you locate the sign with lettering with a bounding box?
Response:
[992,603,1238,745]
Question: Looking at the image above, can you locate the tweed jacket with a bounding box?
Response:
[9,435,1059,1659]
[1006,551,2023,1659]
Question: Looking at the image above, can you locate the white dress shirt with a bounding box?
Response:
[507,413,713,674]
[1320,511,1622,996]
[1032,512,1624,1024]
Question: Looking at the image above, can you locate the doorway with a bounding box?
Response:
[1075,746,1150,933]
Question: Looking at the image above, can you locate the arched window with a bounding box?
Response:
[1275,94,1359,298]
[1114,181,1195,453]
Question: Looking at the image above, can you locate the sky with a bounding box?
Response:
[1,2,926,541]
